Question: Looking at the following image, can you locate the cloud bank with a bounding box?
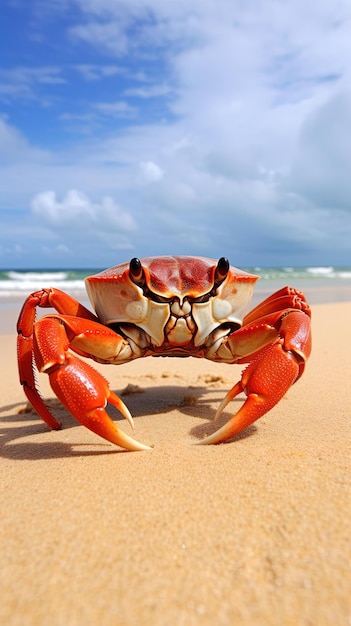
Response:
[1,0,351,267]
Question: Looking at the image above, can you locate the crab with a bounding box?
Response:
[17,256,311,451]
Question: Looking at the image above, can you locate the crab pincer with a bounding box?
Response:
[47,352,151,451]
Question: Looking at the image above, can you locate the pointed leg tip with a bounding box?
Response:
[108,391,135,430]
[113,426,154,452]
[110,432,153,452]
[194,435,220,446]
[83,407,152,452]
[192,433,222,446]
[132,438,154,450]
[214,408,222,422]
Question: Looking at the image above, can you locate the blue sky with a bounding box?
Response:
[1,0,351,269]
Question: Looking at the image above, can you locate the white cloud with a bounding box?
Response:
[287,91,351,211]
[2,1,351,267]
[140,160,164,182]
[0,66,65,102]
[94,101,137,118]
[73,64,124,81]
[68,20,129,56]
[0,116,49,166]
[125,84,172,99]
[31,190,136,232]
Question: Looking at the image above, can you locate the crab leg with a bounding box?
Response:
[18,295,151,451]
[242,286,310,325]
[199,307,311,445]
[17,288,100,429]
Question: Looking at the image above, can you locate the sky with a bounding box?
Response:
[1,0,351,269]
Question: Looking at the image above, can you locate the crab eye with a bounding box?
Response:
[129,257,145,285]
[214,257,230,285]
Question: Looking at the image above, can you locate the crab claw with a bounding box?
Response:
[47,354,152,451]
[17,310,152,452]
[198,339,303,446]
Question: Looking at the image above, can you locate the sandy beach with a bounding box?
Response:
[1,298,350,625]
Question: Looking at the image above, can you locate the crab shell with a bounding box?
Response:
[85,256,259,348]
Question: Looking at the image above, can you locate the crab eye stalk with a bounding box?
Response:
[129,257,145,286]
[214,257,230,285]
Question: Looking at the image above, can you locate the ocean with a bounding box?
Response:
[1,265,351,333]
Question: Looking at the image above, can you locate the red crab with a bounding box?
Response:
[17,256,311,451]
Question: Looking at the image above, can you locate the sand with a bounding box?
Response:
[1,301,350,626]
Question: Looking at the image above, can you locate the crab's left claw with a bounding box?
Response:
[18,309,152,452]
[198,309,311,445]
[47,354,152,451]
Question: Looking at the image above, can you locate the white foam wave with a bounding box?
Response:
[306,266,334,276]
[0,276,86,297]
[7,271,68,282]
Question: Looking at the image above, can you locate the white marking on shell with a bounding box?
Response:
[212,297,233,321]
[125,299,148,322]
